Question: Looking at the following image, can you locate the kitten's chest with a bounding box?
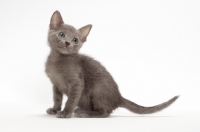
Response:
[45,54,82,93]
[45,60,73,93]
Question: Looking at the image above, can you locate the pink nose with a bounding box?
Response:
[65,42,70,47]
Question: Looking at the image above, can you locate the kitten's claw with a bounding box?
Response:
[46,108,57,115]
[56,111,71,118]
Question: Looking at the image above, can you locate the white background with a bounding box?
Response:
[0,0,199,131]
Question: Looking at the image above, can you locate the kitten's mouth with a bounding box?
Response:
[58,42,70,49]
[58,43,68,49]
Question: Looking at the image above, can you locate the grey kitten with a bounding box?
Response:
[45,11,179,118]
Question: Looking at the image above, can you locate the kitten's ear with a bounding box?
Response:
[79,24,92,43]
[49,11,64,30]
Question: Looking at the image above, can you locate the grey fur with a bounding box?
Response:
[45,11,179,118]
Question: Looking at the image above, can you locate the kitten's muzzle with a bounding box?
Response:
[65,42,70,47]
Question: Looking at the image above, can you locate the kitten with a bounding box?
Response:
[45,11,179,118]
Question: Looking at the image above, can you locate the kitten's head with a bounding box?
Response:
[48,11,92,54]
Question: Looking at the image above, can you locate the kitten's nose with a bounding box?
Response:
[65,42,70,47]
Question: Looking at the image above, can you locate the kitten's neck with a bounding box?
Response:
[49,50,62,59]
[49,50,77,61]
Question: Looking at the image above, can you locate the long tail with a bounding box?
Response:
[120,96,179,114]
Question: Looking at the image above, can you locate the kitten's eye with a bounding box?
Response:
[58,32,65,38]
[72,38,78,44]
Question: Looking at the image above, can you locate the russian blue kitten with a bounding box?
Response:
[45,11,179,118]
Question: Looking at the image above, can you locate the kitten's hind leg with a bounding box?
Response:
[74,107,85,115]
[74,108,110,118]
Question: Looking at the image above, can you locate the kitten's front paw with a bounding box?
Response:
[46,108,58,115]
[56,111,72,118]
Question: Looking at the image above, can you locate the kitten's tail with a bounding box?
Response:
[120,96,179,114]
